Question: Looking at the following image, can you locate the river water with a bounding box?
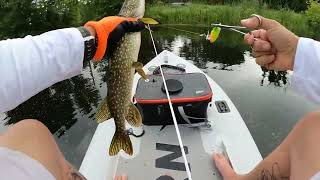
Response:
[2,26,317,168]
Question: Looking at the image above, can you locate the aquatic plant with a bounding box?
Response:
[146,3,315,38]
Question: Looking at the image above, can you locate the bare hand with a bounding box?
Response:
[114,175,128,180]
[241,15,299,71]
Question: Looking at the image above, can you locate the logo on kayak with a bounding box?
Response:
[156,143,190,180]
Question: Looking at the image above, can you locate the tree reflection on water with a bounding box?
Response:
[261,67,288,87]
[5,61,100,137]
[141,26,289,86]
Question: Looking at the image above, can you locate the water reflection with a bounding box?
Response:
[141,26,247,69]
[261,67,288,87]
[5,61,100,136]
[142,26,289,86]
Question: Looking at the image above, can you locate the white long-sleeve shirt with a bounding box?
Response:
[292,37,320,104]
[0,30,319,113]
[0,28,84,112]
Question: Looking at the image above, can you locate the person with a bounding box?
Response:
[213,15,320,180]
[0,16,145,180]
[0,13,319,180]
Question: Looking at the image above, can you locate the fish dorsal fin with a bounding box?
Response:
[96,97,112,123]
[133,62,148,80]
[126,102,142,127]
[141,18,159,25]
[109,130,133,156]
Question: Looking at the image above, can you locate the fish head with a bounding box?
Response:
[119,0,145,18]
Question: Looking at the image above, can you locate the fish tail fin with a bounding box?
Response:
[109,129,133,156]
[96,97,112,123]
[126,102,142,127]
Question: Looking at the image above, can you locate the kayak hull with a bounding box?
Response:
[80,50,262,179]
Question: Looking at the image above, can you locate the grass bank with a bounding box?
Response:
[145,4,315,38]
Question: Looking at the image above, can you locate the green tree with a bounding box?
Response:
[0,0,81,39]
[306,0,320,27]
[262,0,310,12]
[80,0,123,22]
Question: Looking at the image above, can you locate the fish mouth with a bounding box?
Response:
[119,0,145,18]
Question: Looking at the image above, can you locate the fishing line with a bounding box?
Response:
[147,24,158,56]
[146,24,193,180]
[165,26,206,37]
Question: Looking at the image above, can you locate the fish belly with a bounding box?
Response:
[107,32,141,123]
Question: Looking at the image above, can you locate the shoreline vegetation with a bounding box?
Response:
[0,1,319,40]
[145,3,319,39]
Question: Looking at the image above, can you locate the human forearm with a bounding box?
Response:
[0,28,85,112]
[0,16,145,113]
[240,151,290,180]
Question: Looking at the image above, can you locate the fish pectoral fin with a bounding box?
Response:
[132,62,148,80]
[126,102,142,127]
[109,130,133,156]
[132,62,144,69]
[96,97,112,123]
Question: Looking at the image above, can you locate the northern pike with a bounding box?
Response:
[96,0,145,156]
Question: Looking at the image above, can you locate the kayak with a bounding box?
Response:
[79,50,262,180]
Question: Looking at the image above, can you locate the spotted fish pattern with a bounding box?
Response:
[95,0,145,156]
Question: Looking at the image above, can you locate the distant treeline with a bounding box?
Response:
[0,0,122,38]
[150,0,311,12]
[0,0,318,39]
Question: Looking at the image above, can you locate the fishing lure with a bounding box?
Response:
[207,27,221,44]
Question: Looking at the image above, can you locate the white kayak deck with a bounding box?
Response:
[79,50,262,179]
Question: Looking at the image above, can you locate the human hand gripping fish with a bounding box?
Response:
[85,0,158,156]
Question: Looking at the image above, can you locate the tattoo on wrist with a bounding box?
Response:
[259,162,289,180]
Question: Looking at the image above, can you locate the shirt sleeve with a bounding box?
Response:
[292,37,320,104]
[0,28,84,113]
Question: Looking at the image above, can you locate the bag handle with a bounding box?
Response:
[177,106,211,128]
